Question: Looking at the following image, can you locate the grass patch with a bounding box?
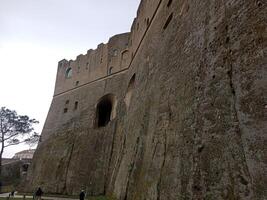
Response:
[0,199,33,200]
[0,196,114,200]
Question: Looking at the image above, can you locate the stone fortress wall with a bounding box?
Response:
[26,0,267,199]
[53,0,162,97]
[41,0,163,141]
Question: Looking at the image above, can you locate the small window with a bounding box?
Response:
[22,164,29,172]
[65,100,69,105]
[109,67,113,75]
[74,101,78,110]
[65,68,72,78]
[113,50,118,56]
[64,108,68,113]
[76,81,79,86]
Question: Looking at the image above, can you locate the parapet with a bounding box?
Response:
[53,0,161,96]
[54,33,130,96]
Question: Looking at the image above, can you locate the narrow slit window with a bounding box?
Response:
[163,13,173,30]
[74,101,78,110]
[109,67,113,75]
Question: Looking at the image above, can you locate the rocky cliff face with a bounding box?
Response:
[26,0,267,199]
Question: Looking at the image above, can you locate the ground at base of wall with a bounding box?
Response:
[0,196,115,200]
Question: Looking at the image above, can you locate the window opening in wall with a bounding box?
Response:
[163,13,173,30]
[66,68,72,78]
[113,50,118,56]
[65,100,69,105]
[124,74,136,109]
[74,101,78,110]
[109,67,113,75]
[167,0,173,7]
[95,94,116,128]
[64,108,68,113]
[65,68,72,78]
[76,81,79,86]
[22,164,29,172]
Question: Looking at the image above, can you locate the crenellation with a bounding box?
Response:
[54,0,161,97]
[26,0,266,199]
[54,33,131,96]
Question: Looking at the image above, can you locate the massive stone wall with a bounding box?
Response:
[26,0,266,199]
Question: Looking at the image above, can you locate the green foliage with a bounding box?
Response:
[0,196,115,200]
[0,107,39,152]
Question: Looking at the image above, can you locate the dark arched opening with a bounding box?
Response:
[95,94,116,127]
[22,163,29,172]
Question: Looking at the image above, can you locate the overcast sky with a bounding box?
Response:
[0,0,140,158]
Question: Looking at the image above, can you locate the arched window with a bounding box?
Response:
[95,94,117,128]
[121,50,129,68]
[108,67,113,75]
[124,74,136,109]
[65,68,72,78]
[22,163,29,172]
[113,49,118,56]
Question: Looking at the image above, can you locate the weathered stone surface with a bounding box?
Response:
[25,0,267,199]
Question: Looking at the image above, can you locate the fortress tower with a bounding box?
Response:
[26,0,267,199]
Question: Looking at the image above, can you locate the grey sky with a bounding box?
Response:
[0,0,140,157]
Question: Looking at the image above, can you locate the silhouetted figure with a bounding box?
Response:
[10,191,15,197]
[79,190,85,200]
[35,187,43,200]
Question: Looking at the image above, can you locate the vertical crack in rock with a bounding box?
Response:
[124,136,140,200]
[62,136,76,194]
[227,61,253,198]
[104,121,117,194]
[224,2,253,196]
[156,131,167,200]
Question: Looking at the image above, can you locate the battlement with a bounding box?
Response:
[54,33,130,95]
[54,0,163,96]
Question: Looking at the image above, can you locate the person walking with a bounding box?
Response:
[79,190,85,200]
[10,191,15,198]
[35,187,43,200]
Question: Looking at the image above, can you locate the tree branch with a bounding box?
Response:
[4,140,26,148]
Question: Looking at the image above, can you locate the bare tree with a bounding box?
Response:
[0,107,39,189]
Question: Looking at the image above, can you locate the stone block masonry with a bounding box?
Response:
[25,0,267,199]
